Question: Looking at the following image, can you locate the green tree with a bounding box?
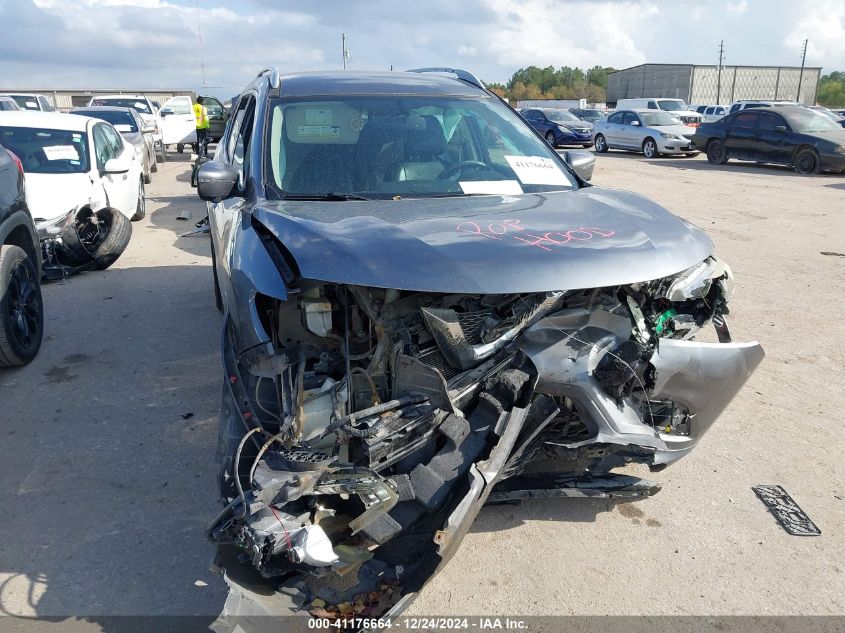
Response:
[817,71,845,107]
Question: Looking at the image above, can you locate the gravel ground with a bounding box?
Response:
[0,149,843,627]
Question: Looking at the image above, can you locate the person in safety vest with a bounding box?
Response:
[193,96,209,157]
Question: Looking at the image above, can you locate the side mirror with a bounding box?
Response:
[774,125,787,132]
[563,149,596,182]
[197,160,239,202]
[160,107,174,117]
[103,153,132,174]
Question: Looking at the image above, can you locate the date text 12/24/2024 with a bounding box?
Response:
[308,617,529,630]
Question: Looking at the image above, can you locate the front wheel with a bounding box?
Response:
[706,139,728,164]
[793,148,820,175]
[642,137,658,158]
[59,208,133,270]
[131,179,146,222]
[0,244,44,367]
[594,134,608,153]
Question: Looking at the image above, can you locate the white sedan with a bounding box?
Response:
[593,109,699,158]
[0,111,140,276]
[0,111,146,223]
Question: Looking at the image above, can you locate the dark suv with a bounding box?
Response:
[198,67,760,624]
[0,143,43,367]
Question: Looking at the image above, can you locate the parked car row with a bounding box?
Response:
[0,109,150,366]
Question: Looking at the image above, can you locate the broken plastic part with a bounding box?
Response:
[422,292,565,370]
[290,524,340,566]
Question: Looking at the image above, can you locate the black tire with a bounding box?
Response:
[642,137,658,158]
[156,151,166,164]
[150,157,158,173]
[594,134,608,153]
[706,138,728,164]
[143,171,151,185]
[59,208,132,270]
[0,244,44,367]
[545,131,556,147]
[131,179,146,222]
[793,148,820,175]
[177,143,184,154]
[210,238,223,312]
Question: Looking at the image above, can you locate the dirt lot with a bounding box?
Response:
[1,149,843,626]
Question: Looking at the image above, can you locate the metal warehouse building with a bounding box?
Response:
[0,88,194,111]
[607,63,822,106]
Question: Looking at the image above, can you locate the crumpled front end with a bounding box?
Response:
[208,254,762,626]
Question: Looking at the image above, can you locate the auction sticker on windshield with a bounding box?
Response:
[505,155,569,185]
[42,145,79,161]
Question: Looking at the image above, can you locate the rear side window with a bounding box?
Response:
[732,112,758,128]
[607,112,624,124]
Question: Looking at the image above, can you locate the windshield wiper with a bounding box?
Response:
[280,192,369,201]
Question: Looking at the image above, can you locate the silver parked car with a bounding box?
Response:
[593,109,699,158]
[70,106,156,183]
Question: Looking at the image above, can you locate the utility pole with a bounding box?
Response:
[196,0,206,90]
[342,33,349,70]
[797,38,808,102]
[716,39,725,104]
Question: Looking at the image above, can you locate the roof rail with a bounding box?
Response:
[256,67,280,89]
[407,67,485,90]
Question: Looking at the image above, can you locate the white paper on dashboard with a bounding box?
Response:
[459,180,523,195]
[114,124,133,132]
[42,145,79,161]
[504,155,569,185]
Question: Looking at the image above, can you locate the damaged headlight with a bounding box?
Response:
[35,206,78,240]
[665,256,733,302]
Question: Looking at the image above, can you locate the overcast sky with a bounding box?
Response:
[1,0,843,97]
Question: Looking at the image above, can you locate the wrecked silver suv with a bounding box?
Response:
[198,67,763,623]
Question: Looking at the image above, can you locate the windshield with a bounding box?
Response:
[267,95,577,199]
[91,98,152,115]
[812,108,842,123]
[9,95,40,111]
[656,100,687,112]
[544,109,579,123]
[577,110,603,121]
[0,126,90,173]
[640,112,683,126]
[785,108,843,133]
[72,109,138,133]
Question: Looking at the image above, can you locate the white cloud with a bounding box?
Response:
[784,0,845,68]
[1,0,844,95]
[726,0,748,16]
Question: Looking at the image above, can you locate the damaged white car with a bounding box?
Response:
[199,67,764,625]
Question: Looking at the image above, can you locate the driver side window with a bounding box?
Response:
[92,124,117,170]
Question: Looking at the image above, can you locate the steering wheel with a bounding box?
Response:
[437,160,490,181]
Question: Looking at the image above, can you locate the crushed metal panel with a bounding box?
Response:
[753,485,821,536]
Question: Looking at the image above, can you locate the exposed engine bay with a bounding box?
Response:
[208,256,763,622]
